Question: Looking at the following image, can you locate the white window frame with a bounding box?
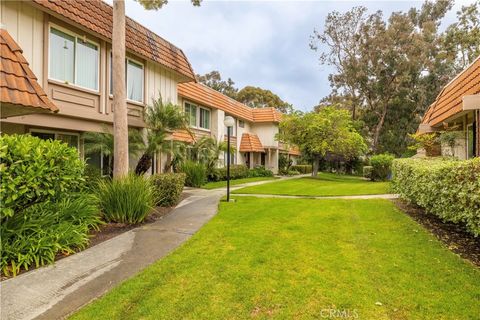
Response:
[48,24,100,93]
[184,101,211,132]
[29,128,80,150]
[199,107,211,130]
[108,51,145,104]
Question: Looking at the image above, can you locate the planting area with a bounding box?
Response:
[233,172,390,196]
[71,197,480,319]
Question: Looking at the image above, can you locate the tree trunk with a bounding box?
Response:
[372,106,388,153]
[112,0,129,179]
[312,155,320,177]
[135,153,153,176]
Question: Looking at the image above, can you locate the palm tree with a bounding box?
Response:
[111,0,201,179]
[134,98,190,175]
[83,127,144,176]
[189,136,231,173]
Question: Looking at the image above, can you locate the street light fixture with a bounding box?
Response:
[224,116,235,202]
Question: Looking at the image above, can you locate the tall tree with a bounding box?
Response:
[311,1,453,154]
[196,71,238,99]
[112,0,128,178]
[443,1,480,72]
[112,0,201,179]
[236,86,293,113]
[279,107,366,176]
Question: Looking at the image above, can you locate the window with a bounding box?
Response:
[185,102,197,127]
[127,60,144,102]
[30,130,79,149]
[49,26,99,90]
[199,108,210,129]
[109,55,145,103]
[239,120,245,128]
[467,124,475,159]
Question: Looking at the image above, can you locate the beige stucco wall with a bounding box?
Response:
[251,123,279,148]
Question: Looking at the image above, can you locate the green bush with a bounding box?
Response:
[0,193,101,276]
[209,164,249,181]
[179,161,207,187]
[363,166,373,180]
[0,134,85,220]
[369,153,395,181]
[97,175,156,223]
[151,173,186,207]
[392,158,480,236]
[248,166,274,177]
[290,165,313,174]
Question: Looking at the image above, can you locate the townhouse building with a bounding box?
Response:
[0,0,299,174]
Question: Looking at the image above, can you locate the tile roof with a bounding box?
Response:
[421,56,480,127]
[178,82,253,121]
[171,130,194,143]
[32,0,195,81]
[239,133,264,152]
[288,146,301,156]
[0,28,58,116]
[252,107,282,123]
[178,82,283,123]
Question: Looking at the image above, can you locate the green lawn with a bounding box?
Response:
[71,198,479,319]
[233,172,390,196]
[201,176,278,190]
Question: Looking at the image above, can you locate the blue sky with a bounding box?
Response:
[121,0,476,111]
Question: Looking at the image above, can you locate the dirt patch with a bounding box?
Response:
[393,199,480,267]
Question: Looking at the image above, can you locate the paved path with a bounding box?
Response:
[232,193,399,200]
[0,188,223,320]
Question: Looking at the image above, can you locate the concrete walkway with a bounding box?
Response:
[0,188,224,320]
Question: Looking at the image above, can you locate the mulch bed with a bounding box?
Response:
[393,199,480,267]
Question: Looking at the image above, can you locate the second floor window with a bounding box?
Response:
[184,102,197,127]
[199,108,210,129]
[49,27,99,91]
[110,56,144,103]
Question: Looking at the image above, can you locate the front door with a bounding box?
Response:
[245,152,250,168]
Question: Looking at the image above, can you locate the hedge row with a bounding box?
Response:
[209,165,273,181]
[392,158,480,236]
[290,165,312,174]
[151,173,186,207]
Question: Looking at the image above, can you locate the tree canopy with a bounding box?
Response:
[196,71,294,113]
[311,0,480,155]
[279,107,367,175]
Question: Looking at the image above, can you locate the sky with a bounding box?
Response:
[119,0,477,111]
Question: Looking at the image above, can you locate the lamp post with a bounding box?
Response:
[224,116,235,202]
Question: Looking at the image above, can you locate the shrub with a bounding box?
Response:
[290,165,313,174]
[0,193,101,277]
[209,165,249,181]
[97,175,156,223]
[0,134,85,220]
[392,158,480,236]
[248,166,274,177]
[278,154,292,172]
[151,173,186,207]
[363,166,373,180]
[179,161,207,187]
[369,153,395,181]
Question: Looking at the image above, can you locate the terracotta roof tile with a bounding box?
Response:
[239,133,264,152]
[171,130,194,143]
[178,82,283,123]
[252,107,282,123]
[421,56,480,127]
[32,0,195,82]
[0,28,58,116]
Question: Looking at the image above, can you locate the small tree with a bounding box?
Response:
[135,98,190,175]
[279,107,367,176]
[439,131,462,157]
